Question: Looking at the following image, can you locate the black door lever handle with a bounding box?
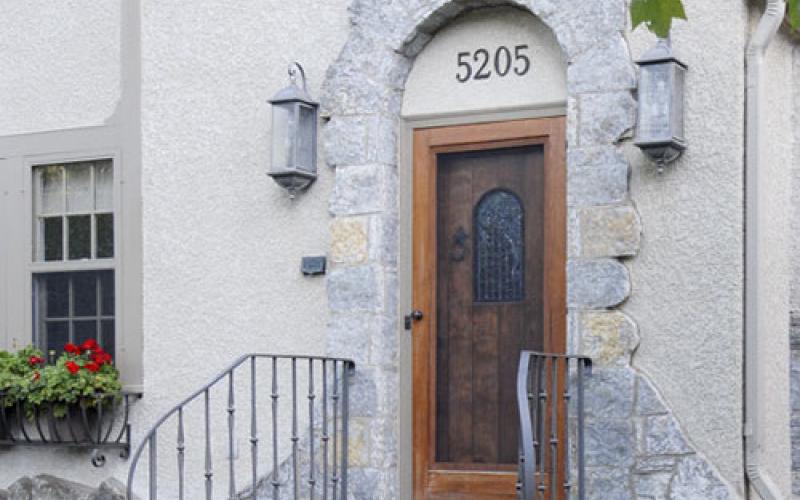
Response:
[404,310,424,330]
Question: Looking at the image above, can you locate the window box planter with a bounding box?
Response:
[0,391,140,466]
[0,341,139,466]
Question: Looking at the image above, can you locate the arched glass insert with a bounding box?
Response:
[474,189,525,302]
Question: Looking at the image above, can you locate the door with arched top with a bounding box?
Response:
[412,118,566,499]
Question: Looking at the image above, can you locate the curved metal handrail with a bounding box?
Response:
[127,353,355,500]
[517,351,591,500]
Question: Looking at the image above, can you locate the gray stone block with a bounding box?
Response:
[585,466,632,500]
[585,418,635,467]
[644,415,692,455]
[636,376,667,416]
[567,259,630,308]
[635,455,678,473]
[584,366,635,419]
[329,164,397,216]
[327,265,383,313]
[327,312,373,365]
[567,159,629,207]
[578,91,636,147]
[669,456,733,500]
[568,38,636,94]
[634,472,672,500]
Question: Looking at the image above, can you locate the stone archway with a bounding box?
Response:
[321,1,736,498]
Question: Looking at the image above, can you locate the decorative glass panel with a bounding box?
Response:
[474,190,525,302]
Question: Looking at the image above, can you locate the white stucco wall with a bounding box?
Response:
[402,7,567,118]
[624,0,750,493]
[0,0,352,493]
[0,0,121,135]
[756,24,795,499]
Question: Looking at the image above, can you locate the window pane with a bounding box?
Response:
[74,320,97,346]
[101,319,115,358]
[95,160,113,211]
[67,215,91,260]
[41,217,63,261]
[474,190,525,302]
[100,271,115,316]
[44,274,69,318]
[96,213,114,258]
[37,165,63,215]
[46,321,69,354]
[66,163,92,213]
[72,273,97,317]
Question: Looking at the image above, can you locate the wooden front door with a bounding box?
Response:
[412,118,566,499]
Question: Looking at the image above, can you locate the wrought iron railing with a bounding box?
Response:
[127,354,355,500]
[0,391,140,466]
[516,351,592,500]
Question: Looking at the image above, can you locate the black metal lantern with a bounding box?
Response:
[268,62,318,197]
[634,38,687,172]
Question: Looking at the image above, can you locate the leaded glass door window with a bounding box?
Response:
[31,160,116,357]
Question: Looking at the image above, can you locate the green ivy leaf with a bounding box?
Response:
[789,0,800,30]
[631,0,688,38]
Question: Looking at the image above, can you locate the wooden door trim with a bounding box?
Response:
[412,117,567,499]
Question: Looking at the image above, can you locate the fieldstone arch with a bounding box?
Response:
[321,1,737,498]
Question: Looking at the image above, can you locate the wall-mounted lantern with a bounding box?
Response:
[268,62,319,197]
[634,38,687,173]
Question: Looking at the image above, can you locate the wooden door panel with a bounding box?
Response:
[413,118,566,500]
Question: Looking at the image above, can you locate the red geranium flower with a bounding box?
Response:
[80,339,99,352]
[65,361,80,374]
[28,356,45,366]
[84,361,100,373]
[64,343,81,355]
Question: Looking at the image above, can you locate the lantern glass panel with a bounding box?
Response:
[671,64,686,141]
[638,63,672,143]
[296,104,316,172]
[271,102,296,171]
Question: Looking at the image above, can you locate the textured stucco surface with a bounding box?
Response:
[402,7,567,118]
[757,23,795,498]
[0,0,121,135]
[624,0,749,494]
[0,0,352,494]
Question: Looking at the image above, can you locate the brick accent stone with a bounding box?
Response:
[577,204,641,258]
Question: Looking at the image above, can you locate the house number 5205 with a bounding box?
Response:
[456,45,531,83]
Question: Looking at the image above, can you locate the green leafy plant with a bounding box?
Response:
[0,340,121,419]
[631,0,800,37]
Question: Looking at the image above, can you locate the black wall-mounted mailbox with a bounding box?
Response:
[301,256,327,276]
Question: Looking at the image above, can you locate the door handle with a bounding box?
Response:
[404,310,424,330]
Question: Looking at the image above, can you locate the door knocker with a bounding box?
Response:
[449,227,470,262]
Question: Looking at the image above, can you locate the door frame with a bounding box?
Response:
[411,116,567,498]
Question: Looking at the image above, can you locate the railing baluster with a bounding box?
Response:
[577,359,587,500]
[228,371,236,499]
[341,363,351,500]
[125,355,355,500]
[251,356,258,499]
[148,431,157,500]
[205,388,213,500]
[177,407,185,500]
[292,358,299,499]
[550,356,558,500]
[322,359,329,500]
[563,358,571,498]
[308,359,317,499]
[537,358,546,499]
[332,361,340,500]
[271,356,280,500]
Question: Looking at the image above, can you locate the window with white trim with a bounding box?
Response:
[31,159,117,356]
